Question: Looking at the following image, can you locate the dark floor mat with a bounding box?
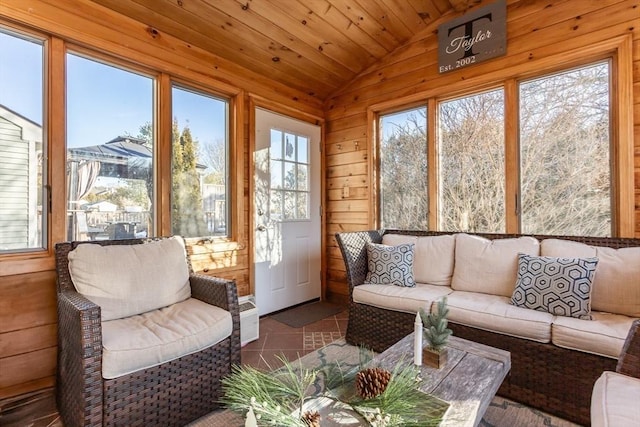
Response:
[270,301,345,328]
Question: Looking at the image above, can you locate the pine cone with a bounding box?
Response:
[355,367,392,399]
[301,410,321,427]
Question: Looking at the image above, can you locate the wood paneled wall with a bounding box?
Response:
[324,0,640,304]
[0,0,323,399]
[1,0,639,402]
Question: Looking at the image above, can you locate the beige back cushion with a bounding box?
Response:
[451,233,540,297]
[68,237,191,321]
[382,234,456,286]
[542,239,640,317]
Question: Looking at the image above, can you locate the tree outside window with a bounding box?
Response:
[379,107,428,230]
[171,85,229,238]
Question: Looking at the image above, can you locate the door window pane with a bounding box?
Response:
[171,85,229,237]
[520,63,611,236]
[66,53,154,241]
[438,89,505,232]
[269,130,309,221]
[0,29,46,252]
[379,107,428,229]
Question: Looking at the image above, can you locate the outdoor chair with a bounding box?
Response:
[591,319,640,426]
[55,236,240,427]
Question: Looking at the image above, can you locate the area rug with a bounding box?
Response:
[191,339,581,426]
[270,301,345,328]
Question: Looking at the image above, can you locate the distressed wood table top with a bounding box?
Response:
[373,333,511,427]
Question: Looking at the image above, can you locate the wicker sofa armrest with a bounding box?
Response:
[56,290,103,427]
[616,319,640,378]
[190,274,241,366]
[335,230,384,299]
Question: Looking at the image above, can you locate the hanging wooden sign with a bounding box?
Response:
[438,0,507,74]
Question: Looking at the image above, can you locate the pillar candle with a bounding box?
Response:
[414,312,423,366]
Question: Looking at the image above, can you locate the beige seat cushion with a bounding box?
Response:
[445,290,553,342]
[68,237,191,321]
[353,283,453,314]
[451,233,540,297]
[541,239,640,317]
[551,312,635,358]
[591,371,640,427]
[101,297,232,379]
[383,234,456,286]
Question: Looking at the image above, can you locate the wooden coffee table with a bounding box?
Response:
[373,333,511,427]
[206,333,510,426]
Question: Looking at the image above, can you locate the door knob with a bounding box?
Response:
[257,225,267,232]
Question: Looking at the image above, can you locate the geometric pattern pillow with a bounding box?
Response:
[365,242,415,287]
[511,254,598,320]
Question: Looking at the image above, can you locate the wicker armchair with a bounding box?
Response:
[55,237,241,427]
[616,319,640,378]
[591,319,640,426]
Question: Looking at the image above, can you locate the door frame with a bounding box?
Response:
[248,96,326,302]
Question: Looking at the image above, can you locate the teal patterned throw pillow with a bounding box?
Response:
[365,242,415,287]
[511,254,598,320]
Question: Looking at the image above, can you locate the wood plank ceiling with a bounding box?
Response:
[89,0,475,102]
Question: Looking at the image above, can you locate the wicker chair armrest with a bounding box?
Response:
[57,290,103,427]
[616,319,640,378]
[190,274,241,366]
[335,230,384,299]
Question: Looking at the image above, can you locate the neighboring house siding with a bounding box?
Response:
[0,116,31,250]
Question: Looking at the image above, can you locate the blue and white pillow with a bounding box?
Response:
[365,242,415,287]
[511,254,598,320]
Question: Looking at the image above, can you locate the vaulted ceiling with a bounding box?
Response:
[90,0,477,101]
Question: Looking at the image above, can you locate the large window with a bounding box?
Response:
[439,89,505,233]
[379,107,428,229]
[378,61,613,236]
[0,28,46,252]
[171,84,229,237]
[520,62,610,236]
[66,53,154,241]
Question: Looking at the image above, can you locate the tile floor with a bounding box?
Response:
[0,306,349,427]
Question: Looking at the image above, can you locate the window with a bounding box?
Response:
[171,84,229,237]
[376,61,614,236]
[66,53,154,241]
[379,107,428,229]
[519,62,611,236]
[270,129,309,220]
[438,89,505,233]
[0,28,46,252]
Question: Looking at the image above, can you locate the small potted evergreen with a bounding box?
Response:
[419,297,452,368]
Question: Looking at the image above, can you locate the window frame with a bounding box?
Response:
[377,105,429,230]
[516,60,613,236]
[169,80,232,238]
[0,23,52,267]
[64,46,159,241]
[162,76,241,243]
[370,36,634,237]
[0,21,244,275]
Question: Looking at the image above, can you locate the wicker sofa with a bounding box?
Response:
[336,229,640,426]
[55,236,241,427]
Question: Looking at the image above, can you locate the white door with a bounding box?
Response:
[253,108,321,315]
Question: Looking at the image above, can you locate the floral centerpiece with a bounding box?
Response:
[221,347,448,426]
